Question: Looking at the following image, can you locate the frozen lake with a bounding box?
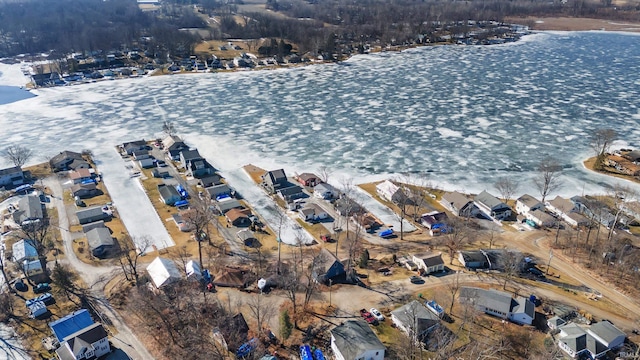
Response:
[2,31,640,202]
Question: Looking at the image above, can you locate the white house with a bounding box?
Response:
[459,287,534,325]
[566,212,590,227]
[546,196,577,222]
[55,323,110,360]
[146,257,182,288]
[557,323,610,359]
[411,252,444,274]
[331,320,385,360]
[314,183,337,200]
[12,239,38,263]
[516,194,543,215]
[474,191,512,220]
[376,180,408,204]
[298,204,329,222]
[391,300,440,341]
[587,321,626,349]
[0,166,25,188]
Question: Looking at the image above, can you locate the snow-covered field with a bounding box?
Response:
[2,32,640,247]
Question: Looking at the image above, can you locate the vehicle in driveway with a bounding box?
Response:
[34,283,51,294]
[370,308,384,321]
[410,275,424,284]
[527,267,545,278]
[359,309,379,325]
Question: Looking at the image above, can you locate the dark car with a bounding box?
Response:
[410,275,424,284]
[14,279,28,292]
[34,283,51,294]
[528,267,545,278]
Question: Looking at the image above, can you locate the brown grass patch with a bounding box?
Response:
[243,164,266,184]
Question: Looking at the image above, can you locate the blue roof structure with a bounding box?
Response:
[313,348,326,360]
[49,309,94,342]
[300,345,312,360]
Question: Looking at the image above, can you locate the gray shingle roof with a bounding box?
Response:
[588,321,625,345]
[331,320,385,359]
[441,191,472,211]
[86,227,114,250]
[475,190,506,210]
[460,287,513,315]
[517,194,542,208]
[391,300,440,334]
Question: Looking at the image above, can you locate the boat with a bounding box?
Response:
[300,345,312,360]
[313,348,326,360]
[379,229,394,238]
[425,299,444,317]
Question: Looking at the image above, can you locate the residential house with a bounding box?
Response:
[547,316,566,330]
[13,195,44,225]
[566,212,590,227]
[0,166,25,188]
[50,151,88,172]
[526,209,557,228]
[459,287,535,325]
[330,320,385,360]
[237,229,258,246]
[152,168,170,178]
[158,184,182,206]
[623,149,640,163]
[299,204,328,222]
[212,267,249,288]
[334,197,364,217]
[12,239,38,263]
[139,158,155,169]
[420,211,448,235]
[458,250,490,269]
[146,257,182,288]
[122,139,148,155]
[474,191,512,220]
[571,196,621,228]
[131,149,150,160]
[31,72,62,87]
[179,149,201,168]
[81,221,105,233]
[163,135,189,160]
[71,183,100,199]
[515,194,543,215]
[76,207,110,225]
[604,155,640,176]
[23,259,44,277]
[557,323,609,359]
[391,300,441,343]
[353,213,383,233]
[411,252,444,274]
[296,173,321,187]
[546,196,577,221]
[261,169,288,194]
[172,213,194,232]
[69,169,93,184]
[277,185,305,202]
[187,158,214,178]
[215,199,243,214]
[49,309,95,342]
[206,184,232,199]
[85,227,114,258]
[199,174,223,188]
[587,321,626,349]
[314,183,338,200]
[312,248,345,283]
[440,192,478,218]
[55,322,110,360]
[376,180,411,204]
[226,208,250,227]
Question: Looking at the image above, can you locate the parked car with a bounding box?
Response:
[410,275,424,284]
[359,309,379,325]
[14,279,27,292]
[34,283,51,294]
[528,267,545,278]
[370,308,385,321]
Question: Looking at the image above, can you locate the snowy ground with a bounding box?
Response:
[351,186,417,232]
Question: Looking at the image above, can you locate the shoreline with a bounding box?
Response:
[582,156,640,186]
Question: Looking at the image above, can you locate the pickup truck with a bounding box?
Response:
[360,309,379,325]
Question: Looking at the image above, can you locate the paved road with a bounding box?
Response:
[45,176,155,360]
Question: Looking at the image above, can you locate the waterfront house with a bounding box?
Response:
[163,135,189,160]
[376,180,411,204]
[296,173,321,187]
[158,184,182,206]
[179,148,202,169]
[50,151,88,172]
[331,320,385,360]
[199,174,223,188]
[474,191,512,220]
[515,194,543,215]
[261,169,288,194]
[206,184,233,199]
[623,150,640,163]
[440,191,478,218]
[0,166,25,188]
[122,139,148,155]
[277,185,305,202]
[86,227,114,258]
[605,155,640,176]
[314,183,337,200]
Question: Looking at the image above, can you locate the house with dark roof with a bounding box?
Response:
[55,322,110,360]
[411,252,444,274]
[546,195,577,218]
[557,323,610,359]
[199,174,223,188]
[236,229,258,246]
[163,135,189,160]
[474,190,512,220]
[330,320,385,360]
[85,227,114,258]
[187,158,214,178]
[13,195,44,225]
[296,173,321,187]
[312,248,345,283]
[440,191,478,218]
[226,208,250,227]
[623,149,640,163]
[158,184,182,206]
[179,149,202,168]
[526,209,557,228]
[76,207,110,225]
[459,287,534,325]
[122,139,148,155]
[391,300,441,343]
[81,221,106,233]
[458,250,490,269]
[50,151,88,172]
[0,166,25,188]
[278,185,305,202]
[49,309,95,342]
[71,183,100,199]
[206,184,233,199]
[515,194,543,215]
[261,169,288,194]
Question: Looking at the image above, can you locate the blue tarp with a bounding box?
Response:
[300,345,312,360]
[174,200,189,207]
[216,194,230,201]
[49,309,94,342]
[236,338,258,358]
[313,349,325,360]
[80,179,96,185]
[379,229,394,238]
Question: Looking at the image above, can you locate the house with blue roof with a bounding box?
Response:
[12,239,38,263]
[49,309,94,342]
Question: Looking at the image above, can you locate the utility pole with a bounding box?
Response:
[546,249,553,275]
[329,279,333,307]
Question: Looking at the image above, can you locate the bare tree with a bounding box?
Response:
[3,145,34,167]
[246,294,276,335]
[438,217,474,265]
[532,156,562,203]
[590,128,617,171]
[501,250,523,290]
[117,235,151,285]
[446,270,461,314]
[494,177,518,203]
[318,165,332,183]
[182,196,215,268]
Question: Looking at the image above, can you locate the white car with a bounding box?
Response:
[370,308,384,321]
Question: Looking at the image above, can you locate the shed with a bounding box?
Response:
[185,260,202,281]
[146,257,182,288]
[29,301,47,318]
